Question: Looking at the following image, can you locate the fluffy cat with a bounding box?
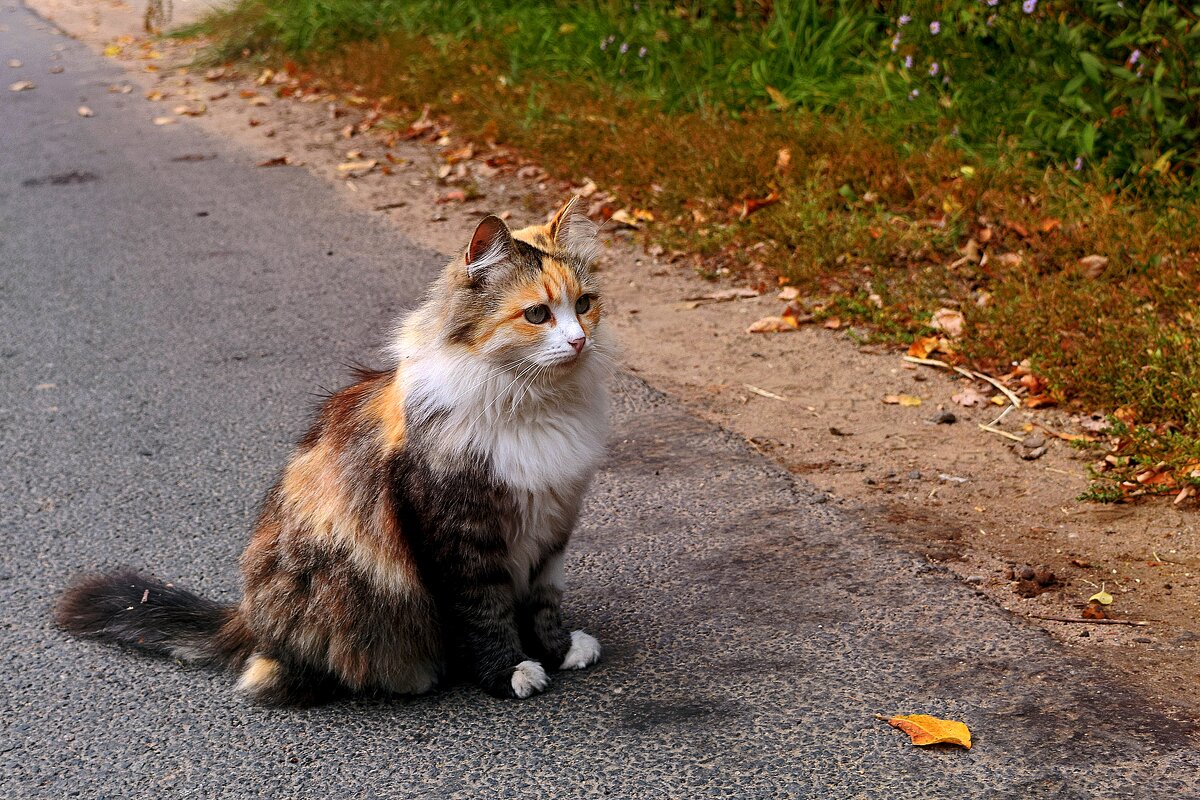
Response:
[56,197,612,705]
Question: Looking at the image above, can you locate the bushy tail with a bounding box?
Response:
[55,568,254,669]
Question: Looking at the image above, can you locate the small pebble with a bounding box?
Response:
[965,575,984,584]
[907,470,921,480]
[933,411,957,424]
[1079,630,1090,638]
[1133,636,1152,644]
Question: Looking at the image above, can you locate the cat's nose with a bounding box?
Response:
[568,336,586,354]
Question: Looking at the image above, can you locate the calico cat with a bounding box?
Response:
[56,197,612,705]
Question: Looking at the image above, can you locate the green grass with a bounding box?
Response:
[185,0,1200,499]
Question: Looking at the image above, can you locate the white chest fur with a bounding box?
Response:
[403,354,609,591]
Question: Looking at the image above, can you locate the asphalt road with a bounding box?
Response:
[2,4,1198,797]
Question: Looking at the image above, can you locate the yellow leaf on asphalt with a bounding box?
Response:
[102,44,122,57]
[885,714,972,749]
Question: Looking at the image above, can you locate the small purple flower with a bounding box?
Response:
[1023,0,1037,12]
[909,88,920,99]
[930,21,941,34]
[619,42,629,54]
[1073,157,1083,171]
[1129,49,1141,65]
[898,15,911,25]
[987,0,998,5]
[929,61,939,77]
[638,46,647,58]
[891,33,901,52]
[904,55,913,69]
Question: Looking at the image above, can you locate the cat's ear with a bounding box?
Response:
[548,196,600,264]
[464,214,514,280]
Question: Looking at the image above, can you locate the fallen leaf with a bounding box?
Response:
[907,336,941,359]
[8,58,22,68]
[152,116,176,126]
[950,383,988,407]
[1082,602,1108,620]
[102,44,122,57]
[764,85,792,109]
[145,90,166,101]
[9,80,35,92]
[747,305,807,333]
[732,191,781,220]
[336,159,377,174]
[608,209,642,228]
[576,179,598,198]
[930,308,965,338]
[77,106,93,117]
[173,104,206,117]
[256,155,292,167]
[684,288,758,303]
[777,286,800,302]
[883,394,922,407]
[1089,588,1113,605]
[884,715,972,749]
[1078,254,1108,279]
[822,317,843,330]
[1023,394,1057,409]
[437,189,467,203]
[775,147,792,173]
[1038,217,1061,234]
[995,252,1023,268]
[632,208,655,223]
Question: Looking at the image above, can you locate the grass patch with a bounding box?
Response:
[188,0,1200,500]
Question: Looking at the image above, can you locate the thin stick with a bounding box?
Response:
[744,384,787,401]
[979,424,1023,442]
[955,366,1022,408]
[901,355,1022,408]
[1028,615,1151,627]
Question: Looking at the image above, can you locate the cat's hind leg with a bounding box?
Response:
[236,653,346,707]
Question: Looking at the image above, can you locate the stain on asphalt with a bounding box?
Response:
[21,170,98,187]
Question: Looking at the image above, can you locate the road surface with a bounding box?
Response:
[1,3,1196,797]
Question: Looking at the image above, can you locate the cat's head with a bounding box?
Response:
[404,197,606,371]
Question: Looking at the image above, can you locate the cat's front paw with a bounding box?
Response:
[559,630,601,670]
[510,660,549,699]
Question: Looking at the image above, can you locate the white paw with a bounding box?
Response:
[510,660,549,699]
[560,630,601,670]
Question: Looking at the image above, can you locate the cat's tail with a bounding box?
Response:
[55,567,254,669]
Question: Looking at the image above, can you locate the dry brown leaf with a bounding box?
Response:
[951,386,990,407]
[995,252,1023,268]
[885,715,972,749]
[9,80,35,92]
[1038,217,1061,234]
[777,286,800,302]
[1023,394,1057,409]
[907,336,940,359]
[1078,254,1108,279]
[609,209,642,228]
[256,155,292,167]
[747,305,805,333]
[775,147,792,173]
[336,159,377,174]
[732,191,781,220]
[930,308,965,338]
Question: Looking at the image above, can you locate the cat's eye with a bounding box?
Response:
[575,295,591,314]
[524,304,550,324]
